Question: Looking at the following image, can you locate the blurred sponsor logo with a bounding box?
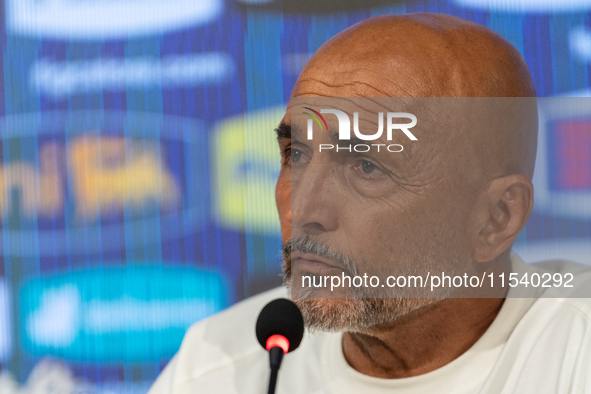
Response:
[213,107,283,232]
[0,111,207,257]
[533,98,591,217]
[31,54,234,98]
[20,265,227,362]
[0,137,179,219]
[0,280,10,362]
[454,0,591,12]
[7,0,222,39]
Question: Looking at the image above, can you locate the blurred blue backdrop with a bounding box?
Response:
[0,0,591,392]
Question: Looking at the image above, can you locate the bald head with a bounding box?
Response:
[294,13,535,98]
[291,13,538,179]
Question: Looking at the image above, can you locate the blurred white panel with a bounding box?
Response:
[7,0,222,39]
[0,279,11,362]
[26,285,80,347]
[556,90,591,98]
[570,27,591,63]
[514,239,591,266]
[30,54,234,97]
[454,0,591,12]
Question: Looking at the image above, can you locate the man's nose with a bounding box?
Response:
[290,158,339,236]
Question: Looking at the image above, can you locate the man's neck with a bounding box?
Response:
[342,297,505,378]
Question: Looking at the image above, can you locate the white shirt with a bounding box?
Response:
[148,254,591,393]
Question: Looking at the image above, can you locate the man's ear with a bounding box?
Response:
[472,175,533,263]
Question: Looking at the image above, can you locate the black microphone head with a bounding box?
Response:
[256,298,304,353]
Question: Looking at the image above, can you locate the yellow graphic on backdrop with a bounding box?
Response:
[213,107,283,232]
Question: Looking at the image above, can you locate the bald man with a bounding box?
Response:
[149,13,591,394]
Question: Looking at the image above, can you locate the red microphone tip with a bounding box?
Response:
[266,334,290,354]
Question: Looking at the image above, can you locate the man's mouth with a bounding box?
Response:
[290,251,345,275]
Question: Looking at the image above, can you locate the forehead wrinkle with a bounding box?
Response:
[293,75,409,98]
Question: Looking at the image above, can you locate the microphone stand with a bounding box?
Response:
[267,347,284,394]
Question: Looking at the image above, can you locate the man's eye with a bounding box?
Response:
[291,148,302,163]
[360,160,376,174]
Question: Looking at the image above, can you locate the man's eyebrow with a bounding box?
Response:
[275,122,291,139]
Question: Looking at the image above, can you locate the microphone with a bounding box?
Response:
[255,298,304,394]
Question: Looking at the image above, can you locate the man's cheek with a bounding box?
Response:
[280,222,291,243]
[275,176,291,241]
